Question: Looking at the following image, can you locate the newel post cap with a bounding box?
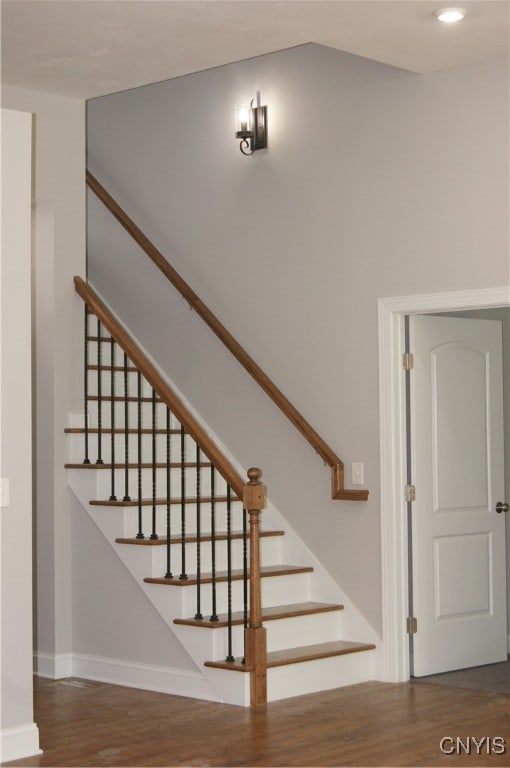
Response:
[243,467,266,511]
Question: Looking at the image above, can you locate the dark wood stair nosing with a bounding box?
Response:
[66,462,212,470]
[144,564,313,587]
[90,495,241,507]
[65,427,182,434]
[115,530,284,546]
[87,395,163,403]
[204,640,376,672]
[174,601,344,629]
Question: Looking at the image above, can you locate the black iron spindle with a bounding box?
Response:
[96,317,104,464]
[109,337,117,500]
[122,353,131,501]
[83,305,91,464]
[150,388,158,540]
[210,467,218,622]
[194,445,203,620]
[165,407,173,579]
[136,371,144,539]
[179,425,188,580]
[225,484,234,660]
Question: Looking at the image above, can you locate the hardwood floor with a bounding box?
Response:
[4,676,509,767]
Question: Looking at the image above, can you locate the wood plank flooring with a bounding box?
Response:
[4,676,509,767]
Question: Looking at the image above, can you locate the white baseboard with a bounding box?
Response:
[0,723,42,763]
[34,651,73,679]
[34,651,218,702]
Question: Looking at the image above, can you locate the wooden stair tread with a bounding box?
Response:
[144,564,313,587]
[267,640,376,667]
[175,601,343,628]
[66,462,212,470]
[87,395,163,402]
[87,364,138,371]
[90,495,241,507]
[205,640,375,672]
[115,530,284,545]
[65,427,181,434]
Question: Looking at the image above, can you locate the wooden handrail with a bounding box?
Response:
[86,171,368,501]
[74,276,245,498]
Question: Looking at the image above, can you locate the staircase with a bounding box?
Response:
[66,278,376,705]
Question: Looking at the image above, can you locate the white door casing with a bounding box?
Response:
[378,286,510,684]
[409,315,507,676]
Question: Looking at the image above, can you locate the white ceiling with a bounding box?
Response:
[2,0,509,100]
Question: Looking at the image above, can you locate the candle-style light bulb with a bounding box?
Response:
[238,105,249,133]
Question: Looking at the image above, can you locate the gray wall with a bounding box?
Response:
[87,44,510,635]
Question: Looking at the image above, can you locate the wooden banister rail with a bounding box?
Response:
[74,276,245,498]
[86,171,368,501]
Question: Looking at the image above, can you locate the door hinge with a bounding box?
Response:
[405,484,416,502]
[407,617,418,635]
[403,352,414,370]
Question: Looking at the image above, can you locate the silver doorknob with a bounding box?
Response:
[496,501,509,513]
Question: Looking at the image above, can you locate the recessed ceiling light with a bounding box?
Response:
[435,7,466,23]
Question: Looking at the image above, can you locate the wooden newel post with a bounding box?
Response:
[243,467,267,707]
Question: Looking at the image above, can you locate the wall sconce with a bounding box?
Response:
[235,99,267,155]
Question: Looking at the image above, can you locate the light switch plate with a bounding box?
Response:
[0,478,10,507]
[351,463,364,486]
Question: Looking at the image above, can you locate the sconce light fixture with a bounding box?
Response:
[235,98,267,155]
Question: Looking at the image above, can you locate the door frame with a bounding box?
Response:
[378,286,510,683]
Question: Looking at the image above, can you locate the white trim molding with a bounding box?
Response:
[34,651,73,679]
[0,723,42,763]
[34,651,218,702]
[378,285,510,682]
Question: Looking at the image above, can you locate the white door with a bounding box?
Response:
[410,315,507,677]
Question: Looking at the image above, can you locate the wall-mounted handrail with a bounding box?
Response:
[86,171,368,501]
[74,275,245,498]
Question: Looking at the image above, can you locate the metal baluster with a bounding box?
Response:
[210,467,218,622]
[242,506,248,664]
[194,445,203,620]
[109,337,117,500]
[83,306,90,464]
[225,485,234,660]
[179,425,188,580]
[165,408,173,579]
[96,317,104,464]
[136,371,144,539]
[150,388,158,540]
[122,353,131,501]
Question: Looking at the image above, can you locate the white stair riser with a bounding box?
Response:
[175,571,312,618]
[87,399,186,430]
[110,535,282,577]
[86,368,159,396]
[70,430,213,467]
[94,465,232,500]
[96,503,246,538]
[190,647,374,707]
[175,610,344,661]
[267,650,374,702]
